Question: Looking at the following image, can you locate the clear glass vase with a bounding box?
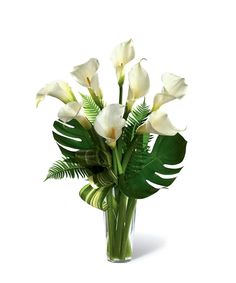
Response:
[105,188,136,263]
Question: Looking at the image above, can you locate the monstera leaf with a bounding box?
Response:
[122,133,187,199]
[52,118,95,160]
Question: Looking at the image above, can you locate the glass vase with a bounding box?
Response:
[105,188,136,263]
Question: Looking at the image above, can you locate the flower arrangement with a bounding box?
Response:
[36,40,187,262]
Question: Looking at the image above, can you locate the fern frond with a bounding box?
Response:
[45,158,91,181]
[123,100,150,150]
[80,93,100,123]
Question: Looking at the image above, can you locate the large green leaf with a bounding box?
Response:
[79,184,110,211]
[75,149,112,167]
[53,119,94,158]
[122,133,187,199]
[125,134,152,178]
[152,134,187,165]
[88,168,117,187]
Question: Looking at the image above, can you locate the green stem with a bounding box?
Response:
[122,135,140,172]
[115,190,127,257]
[88,88,103,109]
[113,147,123,175]
[117,139,122,161]
[119,84,123,104]
[113,144,126,257]
[107,189,115,258]
[123,105,129,120]
[112,150,118,176]
[120,198,137,259]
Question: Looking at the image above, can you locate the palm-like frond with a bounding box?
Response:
[45,158,91,181]
[80,93,100,123]
[123,100,150,150]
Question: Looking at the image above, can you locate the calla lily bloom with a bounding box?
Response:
[58,101,91,129]
[71,58,100,89]
[36,81,76,107]
[89,74,100,96]
[152,73,187,111]
[94,104,126,148]
[127,61,150,109]
[111,39,135,85]
[58,101,82,122]
[137,110,182,136]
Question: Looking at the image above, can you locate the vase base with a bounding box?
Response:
[107,257,132,263]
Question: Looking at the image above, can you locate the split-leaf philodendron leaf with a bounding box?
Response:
[122,133,187,199]
[53,119,94,153]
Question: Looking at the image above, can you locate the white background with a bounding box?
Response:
[0,0,236,282]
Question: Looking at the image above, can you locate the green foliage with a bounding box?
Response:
[48,96,187,204]
[45,158,91,181]
[79,169,117,210]
[122,134,187,199]
[80,93,101,124]
[125,134,153,178]
[123,100,150,150]
[89,168,117,188]
[75,149,112,167]
[53,119,94,159]
[79,184,111,211]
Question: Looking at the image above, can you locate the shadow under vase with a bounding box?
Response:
[133,233,166,260]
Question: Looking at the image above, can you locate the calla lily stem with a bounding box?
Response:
[122,135,140,172]
[107,189,115,257]
[120,197,136,259]
[119,84,123,104]
[113,146,123,175]
[115,186,128,257]
[88,88,103,109]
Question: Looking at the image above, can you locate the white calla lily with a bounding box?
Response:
[36,81,76,107]
[94,104,126,148]
[90,74,100,95]
[127,61,150,109]
[71,58,99,88]
[162,73,187,97]
[137,110,182,136]
[111,39,135,84]
[58,101,91,129]
[152,93,174,110]
[58,101,82,122]
[152,73,187,111]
